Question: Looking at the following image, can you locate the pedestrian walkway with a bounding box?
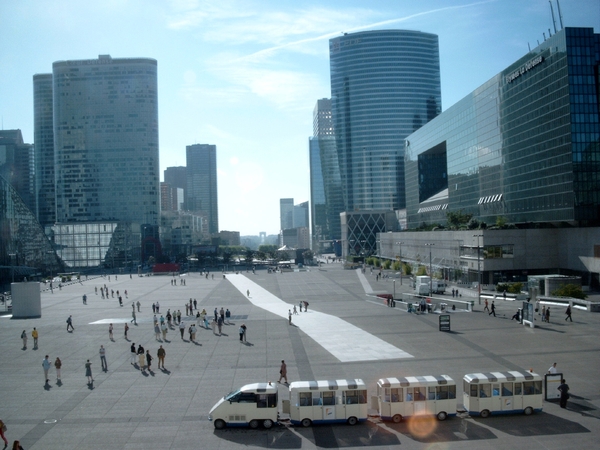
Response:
[227,273,413,362]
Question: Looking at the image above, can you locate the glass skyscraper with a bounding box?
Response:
[52,55,159,225]
[185,144,218,234]
[404,27,600,228]
[329,30,441,212]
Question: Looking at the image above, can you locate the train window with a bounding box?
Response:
[469,384,478,397]
[312,393,322,406]
[414,387,426,401]
[479,383,491,398]
[391,388,402,402]
[384,388,391,402]
[406,388,414,401]
[502,383,513,396]
[257,393,276,408]
[323,392,335,405]
[238,393,256,403]
[533,381,542,394]
[448,385,456,399]
[492,384,500,396]
[428,387,436,400]
[299,392,311,407]
[514,382,522,396]
[358,390,367,404]
[523,381,537,395]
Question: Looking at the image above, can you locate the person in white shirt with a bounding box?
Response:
[547,362,558,374]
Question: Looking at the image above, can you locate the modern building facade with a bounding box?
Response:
[0,130,36,215]
[309,98,344,253]
[33,55,160,268]
[404,27,600,229]
[329,30,441,213]
[164,166,187,191]
[33,74,56,228]
[280,198,294,230]
[185,144,218,234]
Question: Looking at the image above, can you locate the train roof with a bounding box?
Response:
[377,375,454,388]
[463,370,541,383]
[288,379,366,391]
[238,382,278,394]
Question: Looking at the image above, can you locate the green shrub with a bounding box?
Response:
[552,284,587,299]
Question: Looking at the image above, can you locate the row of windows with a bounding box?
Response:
[383,385,456,403]
[466,381,542,398]
[298,390,367,406]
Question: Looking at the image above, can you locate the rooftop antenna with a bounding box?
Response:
[549,1,557,34]
[543,32,546,41]
[556,0,564,29]
[528,42,531,51]
[549,28,552,37]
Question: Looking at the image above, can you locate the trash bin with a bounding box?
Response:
[440,303,447,312]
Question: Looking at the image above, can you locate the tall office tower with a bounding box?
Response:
[313,98,334,136]
[52,55,159,224]
[293,201,309,228]
[0,130,36,215]
[280,198,294,230]
[164,166,187,190]
[185,144,218,234]
[33,73,55,227]
[329,30,441,211]
[310,98,344,252]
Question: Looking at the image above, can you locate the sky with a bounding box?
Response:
[1,0,598,236]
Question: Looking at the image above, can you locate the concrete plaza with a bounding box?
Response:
[0,263,598,449]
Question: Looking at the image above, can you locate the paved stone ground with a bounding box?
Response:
[0,264,598,449]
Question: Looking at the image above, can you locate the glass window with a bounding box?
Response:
[479,383,491,398]
[492,384,500,396]
[502,383,513,396]
[469,383,478,398]
[323,391,336,405]
[391,388,402,402]
[514,383,522,396]
[299,392,311,407]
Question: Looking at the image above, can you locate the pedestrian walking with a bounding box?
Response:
[185,303,189,316]
[137,345,145,370]
[42,355,51,383]
[154,322,161,340]
[131,310,137,325]
[298,301,302,312]
[66,315,74,331]
[220,307,225,323]
[146,350,153,371]
[179,321,185,339]
[545,307,550,323]
[304,301,309,312]
[190,323,197,341]
[278,360,288,384]
[132,302,135,312]
[200,309,207,327]
[31,327,39,348]
[558,379,570,408]
[483,298,489,312]
[241,323,247,342]
[82,294,87,305]
[99,345,107,371]
[85,360,93,383]
[214,307,218,321]
[293,305,298,315]
[177,310,182,324]
[211,318,217,335]
[54,357,62,381]
[239,325,245,342]
[217,316,223,335]
[547,362,558,374]
[288,310,292,325]
[0,418,8,447]
[193,299,197,310]
[157,345,166,369]
[247,289,250,297]
[225,308,231,324]
[109,323,114,340]
[124,323,129,338]
[152,302,156,313]
[541,305,546,322]
[21,330,27,349]
[565,305,573,322]
[161,322,168,340]
[489,301,496,317]
[136,301,141,312]
[130,343,137,364]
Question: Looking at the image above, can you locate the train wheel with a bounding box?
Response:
[480,409,490,418]
[249,419,259,429]
[392,414,403,423]
[214,419,226,430]
[524,407,533,416]
[437,411,448,421]
[347,416,358,426]
[263,419,274,429]
[301,418,312,427]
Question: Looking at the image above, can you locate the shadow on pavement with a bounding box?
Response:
[471,411,590,436]
[381,416,496,443]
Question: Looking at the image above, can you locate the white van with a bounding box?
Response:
[463,370,543,417]
[282,379,368,426]
[372,375,456,422]
[209,382,278,429]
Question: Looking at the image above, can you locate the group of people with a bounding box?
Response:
[129,343,166,371]
[20,328,39,350]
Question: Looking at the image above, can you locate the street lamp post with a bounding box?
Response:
[9,253,16,283]
[474,234,483,305]
[396,241,404,285]
[425,243,434,296]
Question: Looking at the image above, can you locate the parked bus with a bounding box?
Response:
[371,375,456,422]
[208,382,278,429]
[282,379,368,426]
[463,370,543,417]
